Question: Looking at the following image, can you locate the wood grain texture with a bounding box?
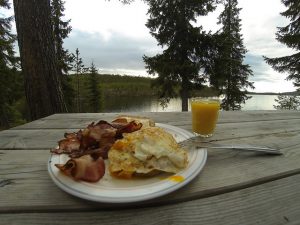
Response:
[0,129,299,212]
[1,116,300,149]
[9,111,300,130]
[0,111,300,224]
[1,174,300,225]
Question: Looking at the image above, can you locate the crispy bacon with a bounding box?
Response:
[114,121,143,139]
[69,145,111,159]
[55,155,105,182]
[50,138,80,155]
[64,132,77,139]
[51,119,142,159]
[52,118,144,183]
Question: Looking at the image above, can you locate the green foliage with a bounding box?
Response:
[5,98,27,127]
[87,62,103,112]
[274,94,300,110]
[72,48,87,112]
[67,74,158,113]
[0,69,27,128]
[50,0,73,74]
[208,0,254,110]
[143,0,216,111]
[264,0,300,91]
[0,0,18,66]
[0,0,25,128]
[50,0,75,112]
[61,74,75,112]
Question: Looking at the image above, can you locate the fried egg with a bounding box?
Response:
[108,127,188,179]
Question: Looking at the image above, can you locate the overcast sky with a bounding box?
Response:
[3,0,297,93]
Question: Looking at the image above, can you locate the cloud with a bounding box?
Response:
[64,0,150,40]
[64,30,159,74]
[245,53,285,83]
[244,53,296,92]
[244,54,272,82]
[64,28,296,92]
[4,0,296,92]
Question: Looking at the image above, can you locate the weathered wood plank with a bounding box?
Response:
[9,111,300,130]
[1,117,299,149]
[1,174,300,225]
[1,111,300,224]
[0,130,299,212]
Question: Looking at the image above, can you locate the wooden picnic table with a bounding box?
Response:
[0,111,300,225]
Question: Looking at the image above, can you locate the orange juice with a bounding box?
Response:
[191,98,220,137]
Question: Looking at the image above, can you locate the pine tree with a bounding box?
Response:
[273,94,300,110]
[87,62,102,113]
[73,48,86,113]
[0,0,21,128]
[264,0,300,91]
[143,0,216,111]
[13,0,67,120]
[209,0,254,110]
[50,0,75,111]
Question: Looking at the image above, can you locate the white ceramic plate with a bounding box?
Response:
[48,123,207,203]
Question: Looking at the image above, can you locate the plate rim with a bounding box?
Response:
[48,123,207,203]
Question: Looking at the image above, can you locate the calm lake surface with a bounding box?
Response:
[103,94,278,112]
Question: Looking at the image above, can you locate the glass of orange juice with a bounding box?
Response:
[191,97,220,137]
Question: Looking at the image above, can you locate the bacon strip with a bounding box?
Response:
[53,138,81,154]
[55,155,105,182]
[52,118,143,183]
[51,119,142,159]
[69,145,111,159]
[114,121,143,139]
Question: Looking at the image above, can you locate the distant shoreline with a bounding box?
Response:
[248,91,298,96]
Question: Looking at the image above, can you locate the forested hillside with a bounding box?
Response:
[1,73,219,130]
[0,74,155,129]
[71,73,218,113]
[69,74,158,113]
[2,0,299,129]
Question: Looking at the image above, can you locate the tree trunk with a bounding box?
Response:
[181,76,189,111]
[13,0,66,120]
[0,108,9,129]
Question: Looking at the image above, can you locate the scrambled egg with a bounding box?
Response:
[108,127,188,179]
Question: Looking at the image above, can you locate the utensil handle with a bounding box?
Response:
[179,138,282,155]
[209,144,282,155]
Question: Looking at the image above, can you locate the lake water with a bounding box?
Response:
[103,94,278,112]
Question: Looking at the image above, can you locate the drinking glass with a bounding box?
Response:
[191,97,220,137]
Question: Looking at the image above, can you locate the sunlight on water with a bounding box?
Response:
[149,98,183,112]
[150,95,277,112]
[104,95,278,112]
[241,95,277,110]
